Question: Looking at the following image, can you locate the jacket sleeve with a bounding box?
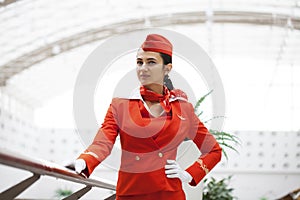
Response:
[185,104,222,186]
[77,99,119,177]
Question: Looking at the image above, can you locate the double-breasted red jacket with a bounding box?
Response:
[78,95,222,196]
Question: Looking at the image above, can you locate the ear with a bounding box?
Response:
[164,63,172,75]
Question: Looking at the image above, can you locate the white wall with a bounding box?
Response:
[1,103,300,199]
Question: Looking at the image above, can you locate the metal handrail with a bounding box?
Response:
[0,148,116,199]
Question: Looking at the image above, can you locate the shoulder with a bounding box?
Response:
[170,91,194,111]
[171,99,194,110]
[169,88,193,111]
[109,98,140,117]
[111,97,140,106]
[170,89,188,102]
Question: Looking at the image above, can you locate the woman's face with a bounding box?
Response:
[136,49,171,88]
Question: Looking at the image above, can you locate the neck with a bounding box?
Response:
[144,84,164,94]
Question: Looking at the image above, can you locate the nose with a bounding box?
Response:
[138,63,149,71]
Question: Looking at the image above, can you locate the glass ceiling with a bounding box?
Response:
[0,0,300,131]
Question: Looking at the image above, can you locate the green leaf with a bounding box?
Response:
[203,176,236,200]
[194,90,213,113]
[219,142,239,154]
[222,149,229,160]
[203,115,225,124]
[194,91,241,162]
[210,130,241,144]
[197,111,204,117]
[55,188,73,198]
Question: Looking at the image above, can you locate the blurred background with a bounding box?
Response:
[0,0,299,199]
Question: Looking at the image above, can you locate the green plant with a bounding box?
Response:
[54,188,73,199]
[209,130,240,160]
[203,176,236,200]
[260,197,268,200]
[194,90,241,160]
[195,91,240,199]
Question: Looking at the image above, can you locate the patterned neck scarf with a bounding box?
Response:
[140,85,171,112]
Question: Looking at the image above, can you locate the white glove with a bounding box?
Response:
[165,160,192,183]
[74,159,86,174]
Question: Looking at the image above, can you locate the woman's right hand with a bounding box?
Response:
[74,159,86,174]
[65,159,86,174]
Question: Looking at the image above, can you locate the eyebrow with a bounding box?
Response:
[136,57,158,61]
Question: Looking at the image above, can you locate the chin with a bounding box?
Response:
[139,81,148,85]
[139,80,152,85]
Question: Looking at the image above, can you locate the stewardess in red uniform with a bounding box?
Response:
[73,34,222,200]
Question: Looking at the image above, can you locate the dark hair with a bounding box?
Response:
[159,53,174,90]
[160,53,172,65]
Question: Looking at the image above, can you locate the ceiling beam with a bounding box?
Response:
[0,0,19,7]
[0,11,299,86]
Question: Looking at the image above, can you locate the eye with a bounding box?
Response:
[147,61,156,66]
[136,61,143,66]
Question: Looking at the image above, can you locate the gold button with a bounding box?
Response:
[135,156,140,161]
[158,152,163,157]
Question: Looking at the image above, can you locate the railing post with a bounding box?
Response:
[62,185,92,200]
[0,173,40,200]
[104,193,116,200]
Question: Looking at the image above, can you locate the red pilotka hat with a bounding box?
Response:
[141,34,173,57]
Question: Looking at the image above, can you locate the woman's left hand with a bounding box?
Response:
[165,160,192,183]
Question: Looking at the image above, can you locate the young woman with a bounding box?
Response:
[73,34,222,200]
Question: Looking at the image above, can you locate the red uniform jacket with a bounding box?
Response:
[78,97,222,196]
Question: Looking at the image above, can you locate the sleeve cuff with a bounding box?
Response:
[78,153,100,177]
[186,161,207,186]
